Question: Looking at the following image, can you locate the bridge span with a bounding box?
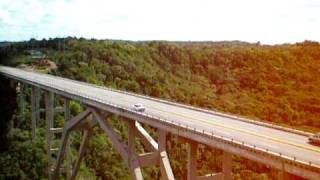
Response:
[0,65,320,180]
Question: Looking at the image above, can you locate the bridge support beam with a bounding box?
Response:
[53,108,92,180]
[18,83,25,127]
[53,106,175,180]
[187,141,198,180]
[92,108,175,180]
[187,141,226,180]
[64,98,72,180]
[31,86,40,140]
[9,79,16,88]
[45,91,54,179]
[278,168,292,180]
[92,109,129,161]
[222,151,232,180]
[71,129,92,180]
[93,109,144,179]
[128,121,143,180]
[31,86,36,139]
[36,87,41,125]
[135,122,160,168]
[135,122,158,152]
[158,129,175,180]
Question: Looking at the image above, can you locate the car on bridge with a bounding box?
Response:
[133,103,146,112]
[309,133,320,145]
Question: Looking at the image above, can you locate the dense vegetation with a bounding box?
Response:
[1,38,320,179]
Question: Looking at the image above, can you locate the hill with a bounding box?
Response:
[1,38,320,179]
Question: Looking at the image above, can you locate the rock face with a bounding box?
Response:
[38,59,57,70]
[17,59,57,72]
[17,64,29,69]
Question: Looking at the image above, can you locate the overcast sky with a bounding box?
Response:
[0,0,319,44]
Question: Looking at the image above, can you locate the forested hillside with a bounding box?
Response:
[1,38,320,179]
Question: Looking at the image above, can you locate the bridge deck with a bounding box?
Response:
[1,66,320,176]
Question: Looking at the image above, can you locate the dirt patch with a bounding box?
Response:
[17,59,57,73]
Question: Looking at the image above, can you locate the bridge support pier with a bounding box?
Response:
[158,129,175,180]
[92,108,175,180]
[186,140,232,180]
[71,129,92,180]
[53,107,176,180]
[128,121,143,180]
[278,165,293,180]
[45,91,55,179]
[64,98,72,180]
[187,141,198,180]
[222,151,232,180]
[9,79,16,88]
[18,83,25,127]
[31,86,36,140]
[31,86,40,140]
[53,108,93,180]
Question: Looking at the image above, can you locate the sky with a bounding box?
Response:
[0,0,319,44]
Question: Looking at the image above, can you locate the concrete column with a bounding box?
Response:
[45,91,54,179]
[128,121,143,180]
[158,129,175,180]
[19,83,25,126]
[31,86,37,140]
[222,151,232,180]
[158,130,167,152]
[70,130,91,180]
[64,98,72,180]
[187,141,198,180]
[9,79,15,88]
[278,164,292,180]
[35,87,41,123]
[128,121,135,167]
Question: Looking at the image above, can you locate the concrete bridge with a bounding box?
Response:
[1,65,320,180]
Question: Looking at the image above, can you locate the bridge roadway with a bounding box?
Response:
[1,65,320,179]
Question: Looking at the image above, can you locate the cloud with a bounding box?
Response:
[0,0,319,44]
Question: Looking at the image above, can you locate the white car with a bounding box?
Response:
[309,133,320,145]
[133,103,145,112]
